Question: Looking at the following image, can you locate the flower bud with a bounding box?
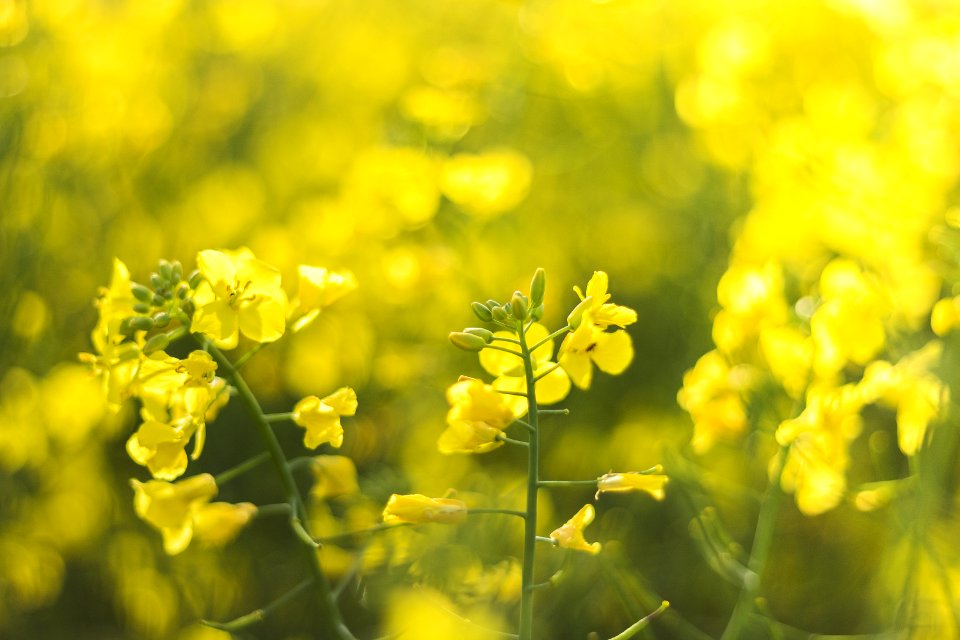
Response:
[158,260,173,282]
[133,303,150,314]
[511,291,528,321]
[152,293,166,307]
[188,270,203,289]
[149,273,163,289]
[449,331,487,351]
[463,327,494,343]
[530,303,545,321]
[153,312,171,328]
[471,301,494,322]
[127,315,155,332]
[171,261,183,283]
[132,284,153,303]
[177,284,189,299]
[491,305,510,324]
[567,296,593,329]
[530,268,546,306]
[143,333,171,355]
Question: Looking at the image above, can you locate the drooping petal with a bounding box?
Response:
[591,330,633,375]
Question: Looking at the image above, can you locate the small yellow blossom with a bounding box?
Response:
[192,502,258,547]
[191,248,288,349]
[596,471,668,500]
[550,504,601,554]
[382,494,468,525]
[931,296,960,336]
[572,271,638,329]
[310,455,360,500]
[677,350,750,454]
[126,416,201,480]
[176,350,218,385]
[130,473,218,555]
[291,266,358,332]
[293,387,358,449]
[559,318,633,390]
[438,377,517,454]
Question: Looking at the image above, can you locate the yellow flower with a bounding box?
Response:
[596,471,668,500]
[550,504,601,554]
[558,318,633,390]
[677,350,750,454]
[192,502,258,547]
[126,416,201,480]
[176,350,218,385]
[309,455,360,500]
[931,296,960,336]
[291,266,358,332]
[130,473,218,555]
[293,387,358,449]
[382,494,468,525]
[191,248,288,349]
[479,323,571,412]
[572,271,638,329]
[438,377,517,454]
[439,149,532,218]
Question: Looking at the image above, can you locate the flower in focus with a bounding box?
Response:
[310,455,360,500]
[192,502,258,547]
[550,504,601,554]
[130,473,218,555]
[191,248,288,349]
[571,271,638,330]
[293,387,358,449]
[559,318,633,390]
[596,470,668,500]
[126,416,201,480]
[438,377,517,454]
[291,265,358,332]
[382,494,468,525]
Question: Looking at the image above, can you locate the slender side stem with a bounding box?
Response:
[532,363,561,383]
[498,434,530,447]
[202,577,314,632]
[535,536,557,546]
[233,342,267,369]
[518,322,541,640]
[529,325,571,353]
[538,479,598,488]
[498,389,529,398]
[265,412,295,423]
[492,336,522,345]
[215,451,271,485]
[484,344,525,358]
[538,409,569,416]
[204,339,356,640]
[608,601,670,640]
[469,508,527,518]
[719,444,789,640]
[254,503,293,519]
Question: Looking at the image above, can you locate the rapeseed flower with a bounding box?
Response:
[596,471,668,500]
[130,473,218,555]
[382,494,468,525]
[549,504,601,554]
[191,248,288,349]
[293,387,358,449]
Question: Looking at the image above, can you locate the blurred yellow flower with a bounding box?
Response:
[382,494,468,525]
[125,416,200,481]
[309,455,360,500]
[292,387,358,449]
[931,295,960,336]
[191,248,288,349]
[677,350,750,454]
[550,504,601,555]
[130,473,218,555]
[439,149,532,218]
[596,471,668,501]
[290,265,358,332]
[192,502,258,547]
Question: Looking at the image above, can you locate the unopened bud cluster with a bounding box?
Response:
[120,259,202,354]
[450,269,547,351]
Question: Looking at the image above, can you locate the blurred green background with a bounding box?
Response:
[3,0,960,638]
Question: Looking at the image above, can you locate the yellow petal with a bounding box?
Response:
[591,330,633,375]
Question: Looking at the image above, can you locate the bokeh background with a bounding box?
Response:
[3,0,960,638]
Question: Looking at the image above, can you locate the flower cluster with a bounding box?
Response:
[83,250,358,554]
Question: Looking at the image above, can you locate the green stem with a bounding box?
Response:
[608,601,670,640]
[538,479,598,488]
[720,444,789,640]
[518,322,541,640]
[529,325,571,353]
[537,409,569,416]
[497,389,529,398]
[233,342,267,369]
[492,336,522,345]
[484,344,525,358]
[512,418,534,432]
[535,536,557,546]
[498,434,530,448]
[203,338,356,640]
[215,451,270,485]
[254,503,293,519]
[265,412,295,423]
[532,362,561,383]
